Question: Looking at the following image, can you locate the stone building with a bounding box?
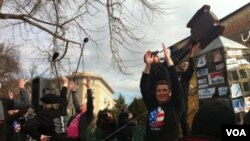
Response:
[67,71,115,115]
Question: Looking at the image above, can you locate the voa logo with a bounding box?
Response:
[226,129,246,136]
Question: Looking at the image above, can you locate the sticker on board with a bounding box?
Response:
[198,87,215,99]
[197,55,206,68]
[231,83,243,98]
[208,71,225,85]
[213,50,222,62]
[232,98,244,113]
[218,86,228,96]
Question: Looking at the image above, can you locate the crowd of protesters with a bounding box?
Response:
[0,76,137,141]
[1,42,250,141]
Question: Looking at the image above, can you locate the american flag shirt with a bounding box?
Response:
[149,107,165,129]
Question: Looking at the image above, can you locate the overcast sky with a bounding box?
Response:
[84,0,250,103]
[1,0,249,103]
[103,0,250,102]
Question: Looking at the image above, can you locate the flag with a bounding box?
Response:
[149,107,165,128]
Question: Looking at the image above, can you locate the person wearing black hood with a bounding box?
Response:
[22,76,68,141]
[117,108,136,141]
[140,44,183,141]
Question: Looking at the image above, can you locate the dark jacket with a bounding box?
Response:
[100,116,117,141]
[0,88,30,141]
[140,65,183,141]
[6,106,30,141]
[22,87,68,140]
[118,111,136,138]
[70,89,94,141]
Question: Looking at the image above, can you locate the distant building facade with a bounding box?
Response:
[67,71,115,115]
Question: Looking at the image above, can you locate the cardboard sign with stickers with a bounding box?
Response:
[195,36,250,123]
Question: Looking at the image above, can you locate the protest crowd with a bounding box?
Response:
[1,41,250,141]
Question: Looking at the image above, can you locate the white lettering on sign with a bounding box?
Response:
[226,129,246,136]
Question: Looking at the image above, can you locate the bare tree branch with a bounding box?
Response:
[0,13,80,45]
[0,0,170,74]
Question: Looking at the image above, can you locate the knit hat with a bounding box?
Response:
[191,99,235,139]
[40,94,61,104]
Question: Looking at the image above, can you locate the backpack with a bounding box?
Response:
[67,112,84,138]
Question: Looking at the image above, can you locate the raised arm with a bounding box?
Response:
[163,44,184,116]
[13,79,31,109]
[79,77,94,141]
[162,44,174,66]
[143,51,153,74]
[84,77,94,124]
[60,76,68,100]
[140,50,157,109]
[60,76,68,115]
[182,44,197,81]
[69,81,81,113]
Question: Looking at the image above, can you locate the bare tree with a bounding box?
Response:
[0,43,20,80]
[29,62,38,80]
[0,43,20,97]
[0,0,167,74]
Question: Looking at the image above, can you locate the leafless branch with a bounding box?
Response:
[0,0,170,74]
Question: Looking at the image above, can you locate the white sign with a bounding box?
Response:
[198,87,215,99]
[198,84,208,89]
[198,78,207,84]
[237,59,250,65]
[227,64,239,71]
[227,50,242,57]
[197,55,206,68]
[197,68,208,77]
[226,58,237,65]
[231,83,243,98]
[218,86,228,96]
